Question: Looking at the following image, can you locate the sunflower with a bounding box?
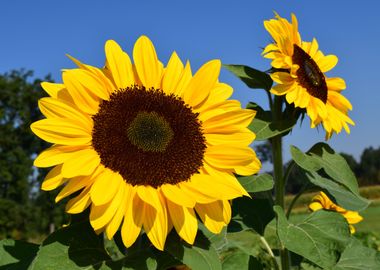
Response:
[263,13,354,139]
[309,192,363,233]
[31,36,261,250]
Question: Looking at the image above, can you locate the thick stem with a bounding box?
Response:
[271,96,290,270]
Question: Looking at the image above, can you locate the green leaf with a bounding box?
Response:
[290,144,370,211]
[29,220,111,270]
[223,64,273,90]
[308,143,360,194]
[222,251,263,270]
[199,225,227,254]
[274,206,351,269]
[332,238,380,270]
[230,196,274,235]
[165,231,222,270]
[0,239,39,269]
[226,230,262,257]
[247,103,296,140]
[290,145,321,172]
[237,174,274,193]
[307,171,370,211]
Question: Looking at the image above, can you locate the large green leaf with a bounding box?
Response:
[237,174,274,193]
[223,64,273,90]
[226,230,262,257]
[222,251,263,270]
[307,171,370,211]
[247,103,296,140]
[165,231,222,270]
[274,206,350,269]
[199,225,227,255]
[0,239,39,270]
[290,144,370,211]
[29,220,112,270]
[229,196,274,235]
[332,238,380,270]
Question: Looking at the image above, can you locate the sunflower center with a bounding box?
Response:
[127,111,173,152]
[292,44,328,103]
[91,86,206,188]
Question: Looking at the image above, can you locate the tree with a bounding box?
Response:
[359,146,380,185]
[0,70,66,239]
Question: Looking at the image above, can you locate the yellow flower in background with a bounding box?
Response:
[31,36,261,250]
[263,13,354,139]
[309,192,363,233]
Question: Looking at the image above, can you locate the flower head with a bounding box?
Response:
[263,13,354,139]
[309,192,363,233]
[31,36,261,250]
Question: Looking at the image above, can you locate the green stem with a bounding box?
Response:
[271,96,290,270]
[266,89,274,111]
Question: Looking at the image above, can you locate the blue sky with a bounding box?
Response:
[1,0,379,163]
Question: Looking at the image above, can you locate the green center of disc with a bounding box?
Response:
[127,111,173,152]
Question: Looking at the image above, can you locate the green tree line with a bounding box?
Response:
[0,70,67,240]
[0,70,379,240]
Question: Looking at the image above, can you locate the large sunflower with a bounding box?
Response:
[263,13,354,139]
[309,192,363,233]
[31,36,261,250]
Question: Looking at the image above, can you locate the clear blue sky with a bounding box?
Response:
[1,0,379,163]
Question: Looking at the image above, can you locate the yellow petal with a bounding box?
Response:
[326,77,346,91]
[204,145,254,169]
[133,36,163,89]
[62,70,100,115]
[234,155,261,176]
[41,82,65,98]
[183,173,247,203]
[317,55,338,73]
[195,201,226,234]
[136,185,162,213]
[105,183,131,239]
[38,97,92,128]
[66,186,92,214]
[309,202,323,211]
[90,169,122,206]
[161,184,196,208]
[162,51,184,94]
[183,60,220,108]
[201,83,233,109]
[105,40,134,89]
[61,148,100,178]
[90,184,125,230]
[205,128,255,146]
[222,200,232,224]
[343,211,363,224]
[167,200,198,244]
[41,165,67,191]
[34,145,86,168]
[203,169,249,198]
[173,61,192,97]
[55,175,94,202]
[143,195,168,251]
[31,118,92,146]
[121,188,142,248]
[203,109,255,134]
[271,72,293,84]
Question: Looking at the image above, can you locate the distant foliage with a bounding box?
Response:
[0,70,67,240]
